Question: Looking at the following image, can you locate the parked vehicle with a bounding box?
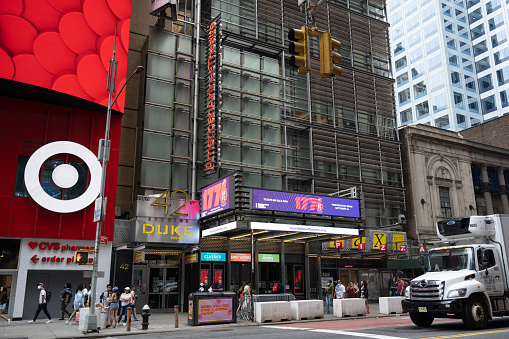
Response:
[403,214,509,330]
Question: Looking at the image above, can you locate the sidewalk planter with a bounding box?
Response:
[188,292,237,326]
[78,308,108,331]
[254,301,291,323]
[290,300,324,320]
[379,297,406,314]
[333,298,366,317]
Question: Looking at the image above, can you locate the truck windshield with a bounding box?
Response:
[428,247,475,271]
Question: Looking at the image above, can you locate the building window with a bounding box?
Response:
[478,74,493,93]
[475,57,490,72]
[423,22,438,38]
[439,186,452,217]
[400,108,412,123]
[465,75,476,92]
[430,73,446,92]
[413,81,427,98]
[416,101,430,117]
[457,114,467,126]
[395,56,407,70]
[428,54,442,71]
[394,42,405,55]
[488,13,504,31]
[473,40,488,56]
[451,71,461,87]
[486,0,501,14]
[481,95,497,114]
[496,66,509,86]
[501,90,509,108]
[398,88,411,105]
[432,93,448,112]
[491,31,507,48]
[454,92,465,109]
[411,63,425,78]
[470,24,485,40]
[494,48,509,65]
[396,72,409,86]
[468,96,480,113]
[14,156,88,199]
[467,0,480,8]
[468,8,482,24]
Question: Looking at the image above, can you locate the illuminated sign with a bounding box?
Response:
[230,253,251,262]
[201,252,226,262]
[197,297,234,324]
[0,0,132,112]
[258,254,280,263]
[201,177,234,218]
[251,189,360,218]
[202,221,240,237]
[250,222,359,236]
[131,195,200,244]
[204,18,222,174]
[185,253,198,264]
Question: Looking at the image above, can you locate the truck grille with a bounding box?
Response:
[410,280,444,301]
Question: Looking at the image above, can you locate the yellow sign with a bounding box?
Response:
[352,237,365,248]
[393,234,405,250]
[372,232,386,250]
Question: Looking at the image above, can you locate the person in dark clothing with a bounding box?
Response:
[0,286,9,324]
[360,280,369,314]
[276,280,285,294]
[58,283,72,320]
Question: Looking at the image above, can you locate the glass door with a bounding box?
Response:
[148,267,179,311]
[164,268,179,310]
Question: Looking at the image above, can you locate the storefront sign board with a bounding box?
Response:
[258,254,279,263]
[201,252,226,262]
[250,222,358,236]
[230,253,251,262]
[251,189,360,218]
[185,253,198,264]
[202,221,240,237]
[197,297,234,324]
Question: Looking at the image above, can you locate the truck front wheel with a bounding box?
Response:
[409,312,434,327]
[462,296,488,330]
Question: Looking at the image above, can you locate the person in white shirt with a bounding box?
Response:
[334,280,346,299]
[118,287,131,326]
[28,283,52,323]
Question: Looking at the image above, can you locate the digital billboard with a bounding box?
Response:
[251,189,360,218]
[201,176,234,218]
[0,0,132,112]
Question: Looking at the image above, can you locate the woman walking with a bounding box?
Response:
[360,280,370,314]
[66,283,85,325]
[130,287,139,321]
[59,283,72,320]
[0,286,9,324]
[107,287,119,328]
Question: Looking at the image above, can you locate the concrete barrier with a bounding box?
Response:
[290,300,324,320]
[254,301,291,323]
[379,297,406,314]
[333,298,366,317]
[78,308,108,331]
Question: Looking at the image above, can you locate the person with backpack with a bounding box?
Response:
[58,283,72,320]
[276,280,285,294]
[28,283,52,323]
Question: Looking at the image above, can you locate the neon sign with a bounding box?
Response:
[205,20,217,171]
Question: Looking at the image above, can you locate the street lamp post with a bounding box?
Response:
[83,46,144,331]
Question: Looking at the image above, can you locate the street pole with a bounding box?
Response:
[84,27,144,332]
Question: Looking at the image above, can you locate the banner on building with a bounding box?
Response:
[201,177,235,218]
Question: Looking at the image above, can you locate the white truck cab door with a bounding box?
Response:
[477,249,504,296]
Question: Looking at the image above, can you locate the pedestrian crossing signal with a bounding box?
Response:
[75,251,89,264]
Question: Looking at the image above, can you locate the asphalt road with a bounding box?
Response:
[126,316,509,339]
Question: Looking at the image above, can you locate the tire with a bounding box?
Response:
[409,312,434,327]
[462,295,489,330]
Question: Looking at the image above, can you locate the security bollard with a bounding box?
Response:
[127,307,132,331]
[141,305,151,330]
[174,305,179,328]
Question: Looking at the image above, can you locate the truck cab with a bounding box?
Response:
[402,215,509,330]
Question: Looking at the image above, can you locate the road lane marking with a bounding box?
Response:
[262,326,410,339]
[421,328,509,339]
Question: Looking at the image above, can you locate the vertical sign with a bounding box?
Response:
[393,234,405,251]
[419,245,426,253]
[372,232,386,250]
[204,17,222,175]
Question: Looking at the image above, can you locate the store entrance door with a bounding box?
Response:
[340,269,359,297]
[134,267,179,312]
[285,264,304,297]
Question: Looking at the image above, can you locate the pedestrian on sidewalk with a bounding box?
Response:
[28,283,52,323]
[107,287,119,328]
[0,286,9,324]
[118,287,131,326]
[391,278,398,296]
[66,283,85,325]
[334,280,345,299]
[348,281,359,298]
[130,287,139,321]
[325,280,333,314]
[360,280,369,314]
[397,277,408,296]
[58,283,72,320]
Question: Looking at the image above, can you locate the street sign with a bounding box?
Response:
[380,244,387,251]
[93,197,102,222]
[419,245,425,253]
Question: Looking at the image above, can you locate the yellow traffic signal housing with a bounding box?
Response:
[319,32,342,78]
[288,27,309,73]
[75,251,89,265]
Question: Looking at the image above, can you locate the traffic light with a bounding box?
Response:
[75,251,89,264]
[288,27,309,73]
[319,32,342,78]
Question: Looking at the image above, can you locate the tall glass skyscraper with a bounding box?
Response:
[388,0,509,131]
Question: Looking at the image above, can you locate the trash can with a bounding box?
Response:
[188,292,237,326]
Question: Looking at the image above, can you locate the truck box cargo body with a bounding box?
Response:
[402,214,509,329]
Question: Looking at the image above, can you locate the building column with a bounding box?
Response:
[317,255,322,300]
[482,164,494,214]
[280,241,286,290]
[227,238,231,292]
[304,242,310,300]
[498,167,509,213]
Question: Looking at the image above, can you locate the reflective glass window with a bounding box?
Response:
[492,31,507,47]
[446,36,456,50]
[496,66,509,85]
[411,63,425,78]
[501,89,509,108]
[435,115,450,128]
[473,40,488,56]
[430,73,446,92]
[413,81,427,98]
[467,0,480,8]
[486,0,501,14]
[481,95,497,114]
[398,88,411,105]
[408,32,421,47]
[452,71,462,87]
[478,74,494,93]
[407,16,420,32]
[396,72,409,86]
[449,54,459,66]
[422,6,436,21]
[454,92,465,109]
[395,56,407,70]
[471,24,485,40]
[468,8,482,24]
[400,108,412,123]
[465,75,477,91]
[432,93,448,112]
[428,54,442,71]
[141,160,170,188]
[409,48,423,63]
[468,96,479,112]
[488,13,504,30]
[394,42,405,55]
[458,25,468,38]
[457,114,467,126]
[476,57,490,72]
[423,21,438,38]
[495,48,509,64]
[426,37,440,54]
[460,41,471,55]
[416,101,430,117]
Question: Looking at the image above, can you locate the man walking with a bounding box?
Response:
[28,283,52,323]
[325,280,334,314]
[334,279,345,299]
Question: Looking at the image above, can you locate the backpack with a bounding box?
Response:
[46,291,52,303]
[272,284,278,293]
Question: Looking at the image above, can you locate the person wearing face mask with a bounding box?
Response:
[28,283,52,323]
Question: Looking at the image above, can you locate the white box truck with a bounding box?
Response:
[402,214,509,330]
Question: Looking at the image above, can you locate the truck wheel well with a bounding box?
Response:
[469,293,492,319]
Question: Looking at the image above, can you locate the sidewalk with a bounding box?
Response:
[0,302,402,339]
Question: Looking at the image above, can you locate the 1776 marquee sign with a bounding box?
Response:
[204,17,222,175]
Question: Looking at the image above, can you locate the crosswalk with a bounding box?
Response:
[262,326,410,339]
